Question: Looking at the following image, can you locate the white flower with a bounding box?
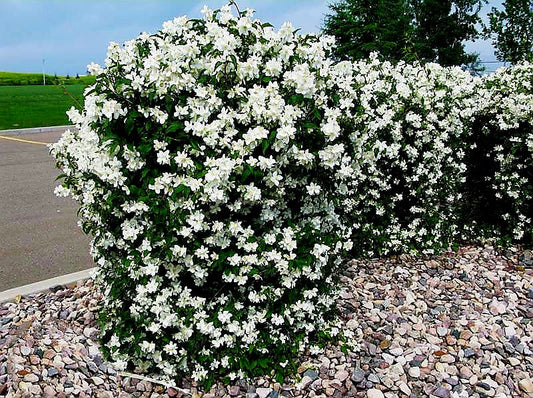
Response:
[87,62,103,75]
[244,184,261,202]
[157,150,171,165]
[217,311,232,324]
[101,99,125,120]
[141,340,156,353]
[306,183,321,196]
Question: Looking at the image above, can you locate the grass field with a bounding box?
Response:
[0,84,87,130]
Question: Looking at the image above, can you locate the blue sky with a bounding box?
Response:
[0,0,503,76]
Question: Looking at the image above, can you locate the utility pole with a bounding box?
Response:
[42,59,46,85]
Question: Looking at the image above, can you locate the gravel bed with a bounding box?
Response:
[1,244,532,398]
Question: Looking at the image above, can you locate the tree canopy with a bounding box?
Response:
[322,0,413,61]
[487,0,533,63]
[323,0,486,67]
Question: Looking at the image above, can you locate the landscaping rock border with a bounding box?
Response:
[1,244,532,397]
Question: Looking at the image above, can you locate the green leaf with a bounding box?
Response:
[261,139,269,153]
[166,122,185,134]
[141,168,151,180]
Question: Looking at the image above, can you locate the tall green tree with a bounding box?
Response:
[487,0,533,63]
[323,0,486,67]
[410,0,486,66]
[322,0,414,61]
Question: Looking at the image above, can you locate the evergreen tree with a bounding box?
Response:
[411,0,486,66]
[322,0,414,61]
[487,0,533,63]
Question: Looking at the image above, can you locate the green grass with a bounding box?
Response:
[0,71,96,86]
[0,84,88,130]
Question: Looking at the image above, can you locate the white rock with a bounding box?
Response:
[27,385,42,397]
[23,374,39,383]
[437,327,448,337]
[256,388,272,398]
[91,376,105,386]
[83,327,98,338]
[489,299,507,315]
[43,386,56,397]
[346,319,359,330]
[408,367,421,378]
[300,376,313,388]
[388,364,404,381]
[88,344,100,357]
[441,354,455,363]
[382,353,395,364]
[18,381,31,391]
[426,334,441,345]
[367,389,385,398]
[399,382,411,395]
[389,347,404,356]
[396,356,407,366]
[519,379,533,393]
[20,346,31,356]
[382,376,394,388]
[504,325,516,337]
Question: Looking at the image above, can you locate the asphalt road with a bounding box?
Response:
[0,128,93,291]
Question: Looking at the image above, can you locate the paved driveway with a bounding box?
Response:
[0,128,93,291]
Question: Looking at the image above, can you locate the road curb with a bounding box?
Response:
[0,268,96,304]
[0,125,74,137]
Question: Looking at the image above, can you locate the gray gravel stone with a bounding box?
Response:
[46,368,59,377]
[302,369,319,381]
[433,386,451,398]
[351,368,365,383]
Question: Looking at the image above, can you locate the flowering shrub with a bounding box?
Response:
[50,4,356,386]
[50,2,533,388]
[462,62,533,245]
[336,56,480,257]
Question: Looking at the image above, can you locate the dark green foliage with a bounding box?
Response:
[323,0,414,61]
[462,118,533,246]
[322,0,486,67]
[410,0,486,66]
[486,0,533,63]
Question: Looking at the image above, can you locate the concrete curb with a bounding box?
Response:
[0,125,74,137]
[0,268,96,304]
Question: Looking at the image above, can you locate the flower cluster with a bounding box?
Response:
[51,4,355,386]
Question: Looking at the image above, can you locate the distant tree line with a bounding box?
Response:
[0,71,95,86]
[322,0,533,67]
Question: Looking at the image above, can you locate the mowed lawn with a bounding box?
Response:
[0,84,87,130]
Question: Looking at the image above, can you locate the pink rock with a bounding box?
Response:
[489,299,507,315]
[336,370,349,382]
